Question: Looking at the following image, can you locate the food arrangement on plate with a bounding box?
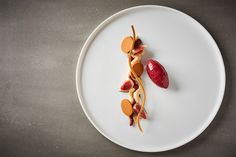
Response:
[77,6,225,151]
[120,25,169,132]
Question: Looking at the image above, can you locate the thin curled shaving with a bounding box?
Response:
[128,55,146,132]
[131,25,146,132]
[131,25,136,40]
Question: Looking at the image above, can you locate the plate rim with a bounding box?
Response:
[75,5,226,152]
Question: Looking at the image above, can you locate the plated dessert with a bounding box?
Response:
[77,6,225,151]
[120,25,169,132]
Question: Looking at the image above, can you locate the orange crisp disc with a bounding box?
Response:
[121,36,134,53]
[121,99,133,116]
[132,62,144,77]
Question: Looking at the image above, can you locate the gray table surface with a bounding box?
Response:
[0,0,236,157]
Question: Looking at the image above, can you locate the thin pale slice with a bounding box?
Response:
[132,46,144,55]
[129,88,135,104]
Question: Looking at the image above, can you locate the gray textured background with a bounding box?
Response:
[0,0,236,157]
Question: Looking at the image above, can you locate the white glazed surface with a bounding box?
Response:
[76,5,225,152]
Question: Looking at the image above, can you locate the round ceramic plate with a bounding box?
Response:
[76,5,225,152]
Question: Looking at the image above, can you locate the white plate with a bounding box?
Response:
[76,5,225,152]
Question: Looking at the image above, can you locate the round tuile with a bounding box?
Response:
[132,62,144,77]
[121,99,133,116]
[121,36,134,53]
